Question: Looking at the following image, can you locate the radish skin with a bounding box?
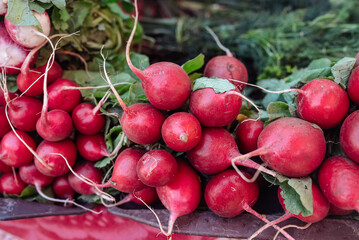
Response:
[340,110,359,163]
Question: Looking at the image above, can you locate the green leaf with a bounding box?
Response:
[51,0,66,9]
[262,173,313,217]
[307,58,332,70]
[78,194,100,203]
[51,7,70,31]
[6,0,40,26]
[72,1,92,29]
[331,57,356,87]
[181,54,205,74]
[29,3,46,14]
[193,77,236,93]
[20,186,37,198]
[266,101,296,122]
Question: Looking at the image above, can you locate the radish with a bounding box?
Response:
[137,149,178,187]
[318,156,359,211]
[189,87,242,127]
[205,169,294,240]
[105,187,159,207]
[248,183,329,240]
[0,130,36,167]
[296,78,349,129]
[99,148,147,193]
[38,61,63,84]
[68,161,103,195]
[204,55,248,91]
[120,103,165,145]
[53,175,75,200]
[0,106,11,137]
[0,160,12,173]
[125,0,191,111]
[234,119,264,154]
[0,22,28,75]
[0,1,7,15]
[76,134,109,161]
[231,117,326,177]
[161,112,202,152]
[187,127,275,178]
[329,204,354,216]
[19,163,54,188]
[203,26,248,91]
[7,95,42,132]
[340,110,359,163]
[0,172,27,196]
[34,139,77,177]
[348,67,359,104]
[72,102,105,136]
[5,11,51,49]
[155,161,201,236]
[47,78,82,113]
[0,88,17,107]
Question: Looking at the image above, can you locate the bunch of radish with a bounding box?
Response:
[1,1,359,240]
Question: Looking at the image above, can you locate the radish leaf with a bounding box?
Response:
[193,77,236,93]
[182,54,205,74]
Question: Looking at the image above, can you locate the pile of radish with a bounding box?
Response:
[0,1,359,239]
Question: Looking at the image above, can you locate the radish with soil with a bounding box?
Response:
[161,112,202,152]
[340,110,359,163]
[318,156,359,211]
[248,183,330,240]
[205,169,295,240]
[125,0,191,111]
[136,149,178,187]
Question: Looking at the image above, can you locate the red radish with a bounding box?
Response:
[99,148,146,193]
[105,187,159,207]
[38,61,63,84]
[0,106,11,137]
[161,112,202,152]
[248,183,329,240]
[76,134,109,161]
[348,67,359,104]
[0,1,7,15]
[234,119,264,154]
[296,78,349,129]
[137,149,178,187]
[156,161,201,236]
[205,169,294,240]
[0,22,28,75]
[354,52,359,68]
[125,0,191,111]
[0,160,12,173]
[329,204,354,216]
[340,110,359,163]
[0,89,17,106]
[53,175,75,200]
[72,102,105,136]
[189,87,242,127]
[7,95,42,132]
[19,163,54,187]
[5,11,51,49]
[187,127,275,177]
[204,56,248,91]
[0,172,27,195]
[68,161,103,195]
[47,78,82,112]
[0,130,36,167]
[318,156,359,211]
[232,117,326,177]
[34,139,77,177]
[120,103,165,145]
